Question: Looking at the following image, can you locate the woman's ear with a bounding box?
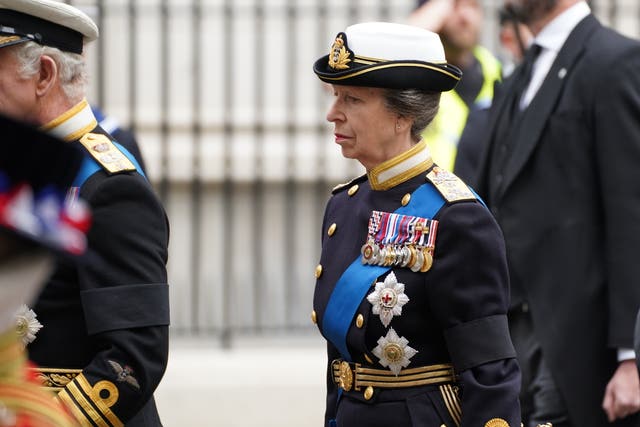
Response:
[395,116,411,134]
[35,55,58,97]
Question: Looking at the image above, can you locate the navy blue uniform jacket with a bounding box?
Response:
[313,140,520,427]
[29,100,169,427]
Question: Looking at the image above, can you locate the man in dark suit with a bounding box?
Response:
[476,0,640,425]
[0,1,170,425]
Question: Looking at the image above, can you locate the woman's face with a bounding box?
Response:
[326,85,406,170]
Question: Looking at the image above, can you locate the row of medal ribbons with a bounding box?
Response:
[360,210,439,273]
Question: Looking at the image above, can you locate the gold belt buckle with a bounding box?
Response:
[338,361,353,391]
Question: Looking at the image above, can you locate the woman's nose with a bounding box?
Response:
[326,101,342,123]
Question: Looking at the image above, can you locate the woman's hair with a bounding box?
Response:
[14,42,87,103]
[382,89,441,142]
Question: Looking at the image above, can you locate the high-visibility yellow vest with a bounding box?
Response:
[422,46,501,171]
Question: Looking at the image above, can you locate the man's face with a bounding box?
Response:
[441,0,483,52]
[0,46,39,124]
[505,0,559,25]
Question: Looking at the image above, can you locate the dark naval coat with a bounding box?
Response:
[28,99,170,427]
[313,140,521,427]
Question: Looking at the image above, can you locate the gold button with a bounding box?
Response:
[347,184,359,196]
[355,314,364,328]
[327,223,337,236]
[363,386,374,400]
[315,264,323,278]
[364,353,374,364]
[311,310,317,324]
[401,193,411,206]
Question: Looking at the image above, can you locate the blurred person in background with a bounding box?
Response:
[497,5,533,76]
[0,113,88,427]
[312,22,521,427]
[0,0,170,425]
[475,0,640,425]
[408,0,501,178]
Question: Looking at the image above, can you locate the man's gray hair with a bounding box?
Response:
[383,89,441,142]
[13,42,87,103]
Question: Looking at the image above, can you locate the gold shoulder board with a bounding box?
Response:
[79,133,136,174]
[425,166,476,203]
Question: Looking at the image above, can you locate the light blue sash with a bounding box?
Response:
[322,182,447,360]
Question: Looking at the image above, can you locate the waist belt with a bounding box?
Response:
[30,367,82,391]
[332,359,456,392]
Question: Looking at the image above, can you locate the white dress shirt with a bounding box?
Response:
[519,1,591,109]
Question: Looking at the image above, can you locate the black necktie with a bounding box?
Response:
[511,43,542,113]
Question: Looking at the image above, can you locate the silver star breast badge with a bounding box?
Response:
[366,271,409,327]
[372,327,418,375]
[14,304,43,347]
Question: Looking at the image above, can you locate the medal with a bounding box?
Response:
[410,247,424,272]
[372,327,418,375]
[361,241,375,264]
[366,271,410,327]
[420,248,433,272]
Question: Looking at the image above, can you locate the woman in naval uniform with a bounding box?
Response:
[312,22,521,427]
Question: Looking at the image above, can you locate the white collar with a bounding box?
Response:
[40,99,97,142]
[534,1,591,53]
[367,139,433,191]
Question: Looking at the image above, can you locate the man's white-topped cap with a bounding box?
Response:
[313,21,461,91]
[346,22,446,64]
[0,0,98,54]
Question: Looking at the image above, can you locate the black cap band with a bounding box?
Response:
[0,8,83,53]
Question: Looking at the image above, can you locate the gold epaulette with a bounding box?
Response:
[78,133,136,174]
[425,166,477,203]
[332,174,366,195]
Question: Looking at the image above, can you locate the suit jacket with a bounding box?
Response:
[28,101,170,427]
[476,14,640,427]
[314,141,520,427]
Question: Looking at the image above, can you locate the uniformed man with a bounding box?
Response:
[312,22,521,426]
[0,1,170,426]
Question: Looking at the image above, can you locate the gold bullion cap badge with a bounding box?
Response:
[328,34,351,70]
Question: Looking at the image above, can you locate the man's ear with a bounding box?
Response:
[35,55,58,97]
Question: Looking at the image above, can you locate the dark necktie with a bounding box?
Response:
[510,43,542,114]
